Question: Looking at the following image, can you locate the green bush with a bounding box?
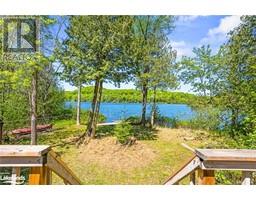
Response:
[189,107,221,130]
[114,121,134,145]
[173,106,221,130]
[156,116,179,128]
[150,106,179,128]
[125,116,140,124]
[215,171,242,185]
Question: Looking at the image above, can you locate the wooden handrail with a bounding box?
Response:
[47,151,82,185]
[164,155,200,185]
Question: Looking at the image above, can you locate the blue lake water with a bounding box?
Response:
[65,102,195,122]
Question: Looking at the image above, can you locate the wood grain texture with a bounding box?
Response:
[0,156,44,167]
[197,169,215,185]
[201,160,256,171]
[164,155,201,185]
[196,149,256,162]
[0,145,51,157]
[28,167,42,185]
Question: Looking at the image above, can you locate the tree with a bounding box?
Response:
[29,16,58,145]
[180,45,218,98]
[148,38,178,126]
[0,16,63,145]
[58,31,88,125]
[219,16,256,135]
[62,16,134,143]
[130,16,175,126]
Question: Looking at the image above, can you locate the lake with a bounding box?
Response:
[65,101,195,122]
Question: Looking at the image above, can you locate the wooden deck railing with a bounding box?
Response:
[0,145,82,185]
[2,145,255,185]
[164,148,256,185]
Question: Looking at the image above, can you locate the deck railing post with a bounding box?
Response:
[198,169,215,185]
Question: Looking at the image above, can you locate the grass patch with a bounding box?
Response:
[6,120,228,184]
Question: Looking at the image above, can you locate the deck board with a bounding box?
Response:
[0,145,51,157]
[195,149,256,162]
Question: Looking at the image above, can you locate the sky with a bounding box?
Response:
[62,15,242,93]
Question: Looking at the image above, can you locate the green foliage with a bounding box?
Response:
[70,109,106,125]
[1,68,66,131]
[129,16,177,125]
[157,116,179,128]
[219,16,256,136]
[124,116,141,124]
[114,121,133,144]
[179,16,256,139]
[64,86,197,104]
[179,45,221,97]
[60,16,134,85]
[58,16,136,136]
[113,121,157,143]
[187,107,221,130]
[0,16,66,133]
[215,171,242,185]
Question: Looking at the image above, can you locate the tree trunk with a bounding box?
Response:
[231,108,238,136]
[84,78,104,140]
[31,18,39,145]
[141,84,148,127]
[0,83,5,144]
[0,119,3,144]
[76,83,81,125]
[90,80,103,138]
[31,70,37,145]
[150,87,157,127]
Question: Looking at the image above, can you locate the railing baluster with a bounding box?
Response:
[189,172,196,185]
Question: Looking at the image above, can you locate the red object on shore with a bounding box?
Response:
[12,124,53,136]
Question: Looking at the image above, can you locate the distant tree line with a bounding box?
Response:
[64,87,197,105]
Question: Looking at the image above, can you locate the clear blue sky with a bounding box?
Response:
[62,15,242,93]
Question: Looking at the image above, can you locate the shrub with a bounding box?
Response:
[155,116,179,128]
[114,121,134,145]
[124,116,140,124]
[175,106,221,131]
